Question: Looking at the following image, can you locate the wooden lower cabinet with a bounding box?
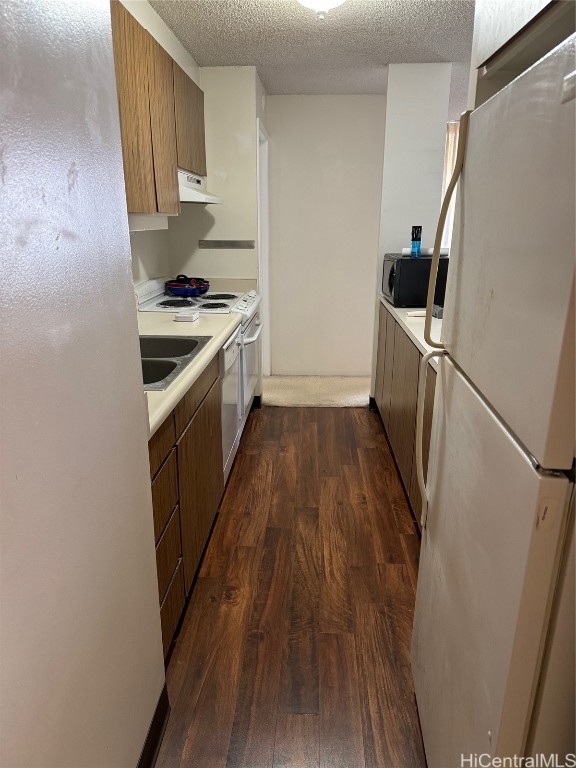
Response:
[374,303,387,411]
[382,310,397,430]
[374,303,397,431]
[148,353,223,659]
[374,302,437,525]
[177,377,224,594]
[388,322,420,489]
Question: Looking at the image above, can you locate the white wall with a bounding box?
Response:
[256,71,267,123]
[131,229,171,284]
[370,64,451,394]
[168,67,261,279]
[267,95,386,376]
[120,0,201,284]
[377,64,451,262]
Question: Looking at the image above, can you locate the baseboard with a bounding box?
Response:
[137,684,170,768]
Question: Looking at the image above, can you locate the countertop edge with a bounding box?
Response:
[379,295,443,372]
[139,313,242,439]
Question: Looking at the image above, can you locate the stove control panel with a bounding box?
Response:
[235,290,259,313]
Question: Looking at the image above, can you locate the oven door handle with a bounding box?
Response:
[242,324,262,346]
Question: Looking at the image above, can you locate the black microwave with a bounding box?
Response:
[382,253,449,308]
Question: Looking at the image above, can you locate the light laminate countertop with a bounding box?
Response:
[379,295,444,371]
[138,311,242,438]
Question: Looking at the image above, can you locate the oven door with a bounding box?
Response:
[241,313,262,417]
[222,328,241,481]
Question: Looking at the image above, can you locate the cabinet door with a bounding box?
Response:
[409,365,437,524]
[177,378,223,593]
[374,303,387,413]
[173,63,207,176]
[388,323,420,489]
[381,311,396,430]
[147,37,179,214]
[110,1,156,213]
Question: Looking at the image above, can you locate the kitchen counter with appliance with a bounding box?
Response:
[379,295,443,370]
[138,311,242,438]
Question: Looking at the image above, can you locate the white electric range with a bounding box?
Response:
[135,278,260,326]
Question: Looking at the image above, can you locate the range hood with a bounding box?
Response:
[178,169,222,204]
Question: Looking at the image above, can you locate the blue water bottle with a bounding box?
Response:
[411,225,422,257]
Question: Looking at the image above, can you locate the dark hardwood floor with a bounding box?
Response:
[156,406,426,768]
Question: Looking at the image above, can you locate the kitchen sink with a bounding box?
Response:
[139,336,202,359]
[140,335,211,391]
[141,359,178,386]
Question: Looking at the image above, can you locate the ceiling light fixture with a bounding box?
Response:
[297,0,347,20]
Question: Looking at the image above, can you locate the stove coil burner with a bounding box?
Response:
[198,302,229,309]
[204,293,237,300]
[158,298,196,308]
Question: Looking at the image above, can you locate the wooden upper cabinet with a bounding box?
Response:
[147,37,179,214]
[110,1,179,214]
[110,0,155,213]
[173,63,207,177]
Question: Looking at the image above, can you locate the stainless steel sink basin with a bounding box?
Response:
[141,359,178,386]
[140,335,211,391]
[139,336,201,359]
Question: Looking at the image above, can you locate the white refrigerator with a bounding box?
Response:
[411,33,575,766]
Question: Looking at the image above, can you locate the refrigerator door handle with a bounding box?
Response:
[424,109,472,349]
[416,349,446,528]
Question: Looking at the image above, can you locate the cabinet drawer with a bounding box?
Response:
[155,505,182,603]
[160,558,185,658]
[151,449,178,542]
[174,354,219,437]
[149,413,176,478]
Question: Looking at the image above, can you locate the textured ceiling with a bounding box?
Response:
[150,0,474,119]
